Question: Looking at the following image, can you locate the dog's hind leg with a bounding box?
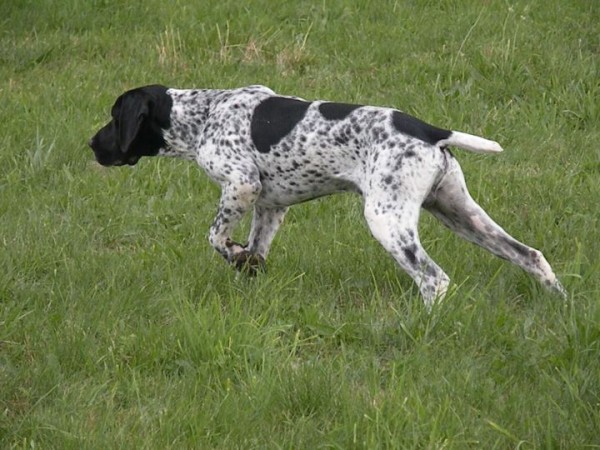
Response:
[424,156,567,298]
[363,196,450,308]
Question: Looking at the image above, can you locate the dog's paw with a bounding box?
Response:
[551,279,568,300]
[230,250,266,276]
[225,238,246,254]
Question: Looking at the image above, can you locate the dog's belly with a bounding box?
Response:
[256,173,360,207]
[253,137,365,207]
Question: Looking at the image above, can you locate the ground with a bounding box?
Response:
[0,0,598,448]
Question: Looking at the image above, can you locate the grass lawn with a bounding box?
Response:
[1,0,599,448]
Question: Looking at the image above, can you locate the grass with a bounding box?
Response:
[1,0,599,448]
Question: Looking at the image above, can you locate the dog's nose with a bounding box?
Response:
[88,138,94,148]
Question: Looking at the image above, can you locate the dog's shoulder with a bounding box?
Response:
[239,84,277,95]
[205,85,277,111]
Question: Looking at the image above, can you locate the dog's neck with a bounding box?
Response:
[159,88,225,161]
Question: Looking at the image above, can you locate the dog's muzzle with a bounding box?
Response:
[88,137,139,166]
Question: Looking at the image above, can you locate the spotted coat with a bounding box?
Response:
[89,84,567,306]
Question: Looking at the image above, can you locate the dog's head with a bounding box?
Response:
[89,85,172,166]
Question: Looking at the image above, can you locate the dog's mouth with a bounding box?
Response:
[97,155,140,167]
[126,155,140,166]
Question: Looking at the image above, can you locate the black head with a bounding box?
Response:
[88,85,172,166]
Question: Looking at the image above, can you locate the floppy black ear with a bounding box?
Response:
[114,91,151,154]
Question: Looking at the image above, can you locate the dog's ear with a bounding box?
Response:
[112,91,151,154]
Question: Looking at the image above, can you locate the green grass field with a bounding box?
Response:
[1,0,599,448]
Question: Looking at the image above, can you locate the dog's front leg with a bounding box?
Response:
[208,179,264,275]
[246,205,288,260]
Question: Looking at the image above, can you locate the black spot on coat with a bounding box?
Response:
[504,237,531,257]
[319,102,362,120]
[251,97,311,153]
[403,245,417,266]
[391,110,451,145]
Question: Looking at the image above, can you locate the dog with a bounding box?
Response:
[89,84,567,306]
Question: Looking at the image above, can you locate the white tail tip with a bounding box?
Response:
[439,131,503,154]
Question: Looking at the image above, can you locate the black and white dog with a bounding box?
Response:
[89,84,566,306]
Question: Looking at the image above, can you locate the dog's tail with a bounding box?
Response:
[438,131,503,154]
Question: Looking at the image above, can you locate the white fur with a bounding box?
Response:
[439,131,504,154]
